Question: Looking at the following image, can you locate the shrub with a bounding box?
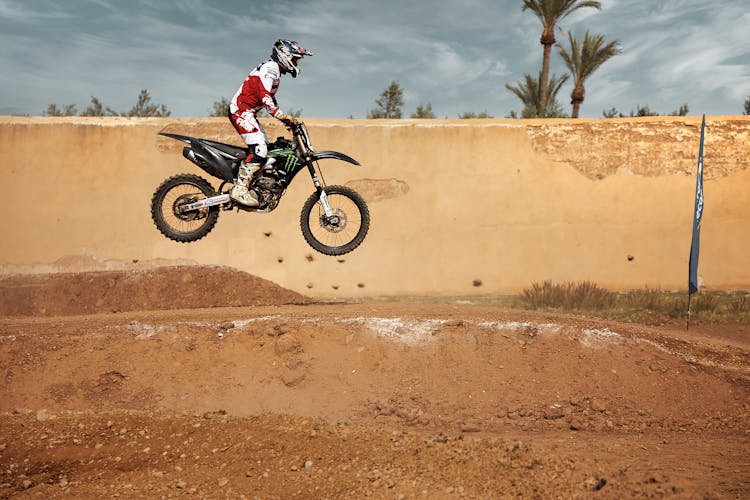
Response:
[519,282,746,324]
[521,281,614,311]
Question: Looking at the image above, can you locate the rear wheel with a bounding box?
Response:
[151,174,219,242]
[300,185,370,255]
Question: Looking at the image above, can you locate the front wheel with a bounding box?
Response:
[151,174,219,242]
[300,185,370,255]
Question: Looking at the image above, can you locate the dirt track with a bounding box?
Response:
[0,267,748,498]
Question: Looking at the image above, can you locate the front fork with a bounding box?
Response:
[307,162,334,217]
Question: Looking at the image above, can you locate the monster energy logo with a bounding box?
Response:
[269,149,299,173]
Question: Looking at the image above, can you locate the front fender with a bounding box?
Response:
[310,150,361,166]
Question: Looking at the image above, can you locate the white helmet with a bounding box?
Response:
[271,39,313,78]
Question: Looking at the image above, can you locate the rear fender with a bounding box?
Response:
[160,132,234,182]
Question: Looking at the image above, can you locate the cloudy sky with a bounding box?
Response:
[1,0,748,118]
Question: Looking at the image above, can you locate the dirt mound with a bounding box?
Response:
[1,303,748,497]
[0,266,310,316]
[1,278,748,498]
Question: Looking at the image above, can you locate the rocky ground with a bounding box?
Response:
[0,267,748,498]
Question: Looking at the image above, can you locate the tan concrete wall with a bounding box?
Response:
[1,116,748,297]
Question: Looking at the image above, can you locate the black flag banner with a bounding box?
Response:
[687,115,705,328]
[689,115,705,294]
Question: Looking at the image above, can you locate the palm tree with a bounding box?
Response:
[522,0,602,114]
[506,72,569,118]
[557,31,620,118]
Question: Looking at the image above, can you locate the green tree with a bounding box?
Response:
[209,97,230,117]
[629,105,659,117]
[44,89,171,117]
[743,96,749,115]
[557,31,620,118]
[43,103,77,116]
[367,81,404,118]
[80,96,118,117]
[124,89,171,117]
[521,0,602,114]
[602,105,656,117]
[458,111,494,118]
[506,73,569,118]
[669,103,689,116]
[603,104,689,117]
[410,102,436,118]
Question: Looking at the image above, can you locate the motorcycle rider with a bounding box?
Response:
[228,39,313,207]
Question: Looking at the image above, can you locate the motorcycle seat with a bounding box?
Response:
[202,139,248,160]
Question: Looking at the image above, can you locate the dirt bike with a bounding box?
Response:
[152,121,370,256]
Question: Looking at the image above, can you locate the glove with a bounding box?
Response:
[277,113,297,126]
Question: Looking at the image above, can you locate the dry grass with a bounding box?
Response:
[343,283,749,325]
[520,281,615,311]
[518,281,750,325]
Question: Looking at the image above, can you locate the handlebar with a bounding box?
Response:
[285,120,314,152]
[285,120,301,131]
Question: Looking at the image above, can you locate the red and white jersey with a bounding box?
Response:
[230,60,285,119]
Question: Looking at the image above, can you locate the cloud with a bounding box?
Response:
[1,0,748,117]
[558,0,750,116]
[0,0,75,23]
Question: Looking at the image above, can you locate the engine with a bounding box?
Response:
[251,170,285,211]
[255,173,282,192]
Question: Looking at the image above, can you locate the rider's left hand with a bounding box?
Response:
[278,113,297,126]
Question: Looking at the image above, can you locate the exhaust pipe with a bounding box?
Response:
[183,147,210,168]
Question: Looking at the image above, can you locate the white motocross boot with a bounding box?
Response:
[230,162,261,207]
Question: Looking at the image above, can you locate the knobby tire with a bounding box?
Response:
[150,174,220,243]
[300,185,370,256]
